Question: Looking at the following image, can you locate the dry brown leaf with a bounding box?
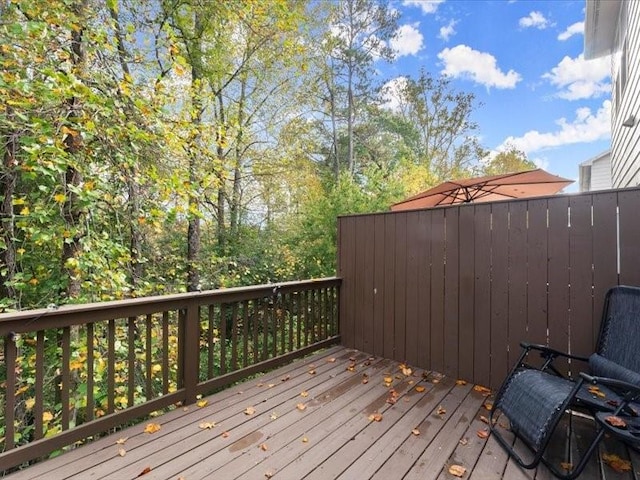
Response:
[281,375,290,382]
[602,453,632,473]
[483,402,493,411]
[415,386,426,393]
[270,412,278,420]
[197,399,208,408]
[387,389,399,405]
[402,366,413,376]
[115,437,128,445]
[296,403,307,411]
[300,391,309,397]
[587,385,606,398]
[473,385,491,396]
[118,448,126,457]
[143,423,161,434]
[362,374,369,384]
[265,471,274,478]
[268,383,276,388]
[459,437,469,446]
[347,364,356,372]
[137,466,152,477]
[327,357,336,363]
[259,443,268,451]
[479,415,489,424]
[383,376,393,384]
[221,431,230,438]
[477,429,489,439]
[369,412,383,422]
[448,464,467,477]
[605,415,627,428]
[560,462,573,471]
[431,377,441,384]
[437,406,447,415]
[257,382,264,387]
[199,421,217,429]
[308,369,316,375]
[456,379,467,386]
[349,356,357,361]
[412,428,420,436]
[244,406,256,415]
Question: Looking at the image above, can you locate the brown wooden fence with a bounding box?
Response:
[338,187,640,390]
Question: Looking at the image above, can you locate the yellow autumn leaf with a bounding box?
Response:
[300,391,309,397]
[244,406,256,415]
[415,386,426,393]
[152,364,162,373]
[54,193,66,203]
[296,403,307,411]
[448,464,467,477]
[25,397,35,411]
[42,411,53,423]
[115,437,128,444]
[20,206,30,216]
[199,421,216,429]
[143,423,161,434]
[197,399,208,408]
[118,448,126,457]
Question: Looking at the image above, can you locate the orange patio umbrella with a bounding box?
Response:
[391,169,573,211]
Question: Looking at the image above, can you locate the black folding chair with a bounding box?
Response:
[489,285,640,479]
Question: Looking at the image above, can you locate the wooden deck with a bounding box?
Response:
[5,346,639,480]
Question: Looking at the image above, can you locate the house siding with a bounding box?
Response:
[591,155,613,190]
[612,1,640,188]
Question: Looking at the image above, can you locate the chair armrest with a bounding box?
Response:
[520,342,589,362]
[580,372,640,399]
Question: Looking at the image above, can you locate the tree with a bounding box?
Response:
[480,145,536,176]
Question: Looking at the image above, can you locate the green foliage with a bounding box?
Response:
[480,145,536,176]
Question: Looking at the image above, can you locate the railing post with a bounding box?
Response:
[181,299,200,405]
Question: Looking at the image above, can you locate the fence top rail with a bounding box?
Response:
[0,277,342,335]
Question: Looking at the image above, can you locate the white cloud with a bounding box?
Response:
[519,11,550,29]
[402,0,445,15]
[391,23,424,57]
[558,21,584,41]
[381,76,410,112]
[439,19,457,41]
[438,44,521,89]
[496,100,611,154]
[543,54,610,100]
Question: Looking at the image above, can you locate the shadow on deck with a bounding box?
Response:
[6,346,640,480]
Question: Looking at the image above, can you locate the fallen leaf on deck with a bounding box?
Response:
[221,431,230,438]
[602,453,632,473]
[302,436,309,443]
[259,443,268,451]
[479,415,489,424]
[143,423,161,434]
[560,462,573,471]
[265,471,274,478]
[270,412,278,420]
[412,428,420,436]
[431,377,440,384]
[308,369,316,375]
[244,407,256,415]
[137,466,152,477]
[349,356,357,361]
[369,412,383,422]
[459,437,469,446]
[415,386,426,393]
[297,403,307,411]
[281,375,290,382]
[437,406,446,415]
[300,391,309,397]
[268,384,276,388]
[477,429,489,439]
[448,464,466,477]
[606,399,619,407]
[347,363,356,372]
[257,382,264,387]
[118,448,126,457]
[363,360,371,366]
[473,385,491,396]
[401,365,413,376]
[587,385,606,398]
[327,357,336,363]
[199,421,217,429]
[456,379,467,386]
[115,437,128,445]
[605,416,627,428]
[197,399,208,408]
[387,389,399,405]
[483,402,493,411]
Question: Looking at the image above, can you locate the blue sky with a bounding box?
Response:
[381,0,610,191]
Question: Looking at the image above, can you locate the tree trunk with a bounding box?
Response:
[0,127,18,303]
[229,76,246,243]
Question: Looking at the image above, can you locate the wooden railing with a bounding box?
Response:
[0,278,340,471]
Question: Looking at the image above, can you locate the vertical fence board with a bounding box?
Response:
[569,195,594,360]
[373,215,386,357]
[490,203,509,389]
[507,202,528,369]
[547,196,570,375]
[472,204,492,388]
[362,215,375,353]
[526,199,549,346]
[394,213,407,361]
[443,208,460,378]
[416,210,432,370]
[458,205,475,382]
[430,209,445,374]
[383,214,396,360]
[618,189,640,286]
[405,211,420,367]
[353,217,366,352]
[339,218,356,348]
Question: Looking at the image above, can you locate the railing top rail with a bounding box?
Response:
[0,277,341,335]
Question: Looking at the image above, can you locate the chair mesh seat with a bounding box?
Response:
[498,369,574,449]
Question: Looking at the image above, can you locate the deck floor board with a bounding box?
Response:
[5,346,635,480]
